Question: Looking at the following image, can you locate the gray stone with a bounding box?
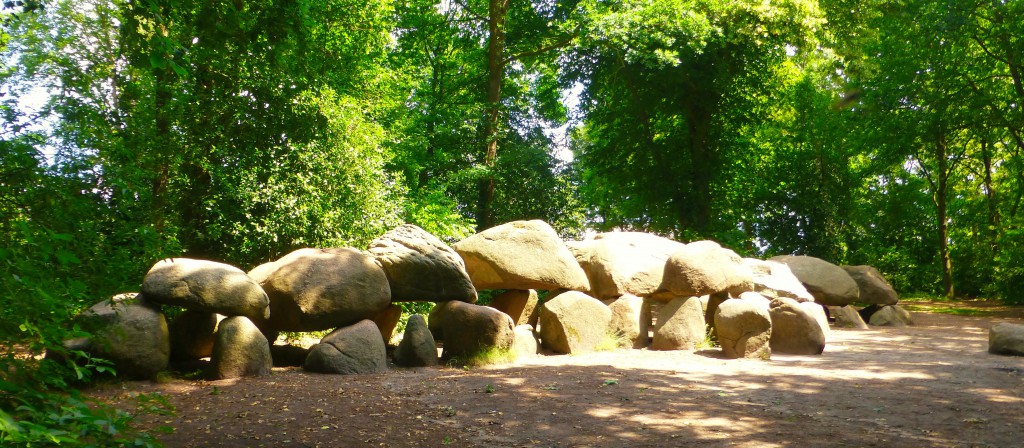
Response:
[489,289,539,326]
[453,220,590,291]
[304,320,388,374]
[842,265,899,306]
[770,255,859,306]
[538,291,612,354]
[769,297,826,355]
[989,323,1024,356]
[368,224,477,303]
[210,316,272,379]
[142,258,269,320]
[258,248,391,332]
[73,294,169,379]
[169,310,219,361]
[715,298,772,359]
[651,296,706,351]
[742,258,814,302]
[828,306,868,330]
[660,241,754,298]
[866,304,913,327]
[428,301,515,361]
[605,294,649,349]
[567,232,685,300]
[394,315,439,367]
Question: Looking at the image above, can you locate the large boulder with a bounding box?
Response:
[770,255,859,306]
[605,294,650,349]
[168,310,220,361]
[488,289,539,326]
[715,298,772,359]
[828,306,868,330]
[842,265,899,306]
[989,323,1024,356]
[863,304,913,327]
[651,296,706,351]
[394,315,438,367]
[742,258,814,302]
[368,224,477,303]
[567,232,686,300]
[538,291,612,354]
[72,294,169,379]
[453,220,590,292]
[141,258,269,320]
[768,297,827,355]
[660,241,754,298]
[210,316,272,379]
[304,320,388,374]
[429,301,515,360]
[257,248,391,332]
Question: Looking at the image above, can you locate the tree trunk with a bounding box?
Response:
[477,0,509,232]
[686,104,713,234]
[981,138,1000,253]
[151,34,172,237]
[934,132,954,298]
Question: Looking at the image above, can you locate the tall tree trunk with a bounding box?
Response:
[934,132,954,298]
[151,26,172,238]
[477,0,509,232]
[981,138,1000,254]
[686,104,713,234]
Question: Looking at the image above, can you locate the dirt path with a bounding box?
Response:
[99,308,1024,447]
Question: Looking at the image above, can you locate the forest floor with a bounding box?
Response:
[95,300,1024,448]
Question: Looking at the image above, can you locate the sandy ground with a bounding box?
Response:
[97,306,1024,447]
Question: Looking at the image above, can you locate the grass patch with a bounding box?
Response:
[446,346,517,368]
[594,330,629,351]
[901,304,993,317]
[696,326,719,350]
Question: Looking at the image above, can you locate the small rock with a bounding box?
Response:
[605,294,649,349]
[429,301,515,361]
[651,296,706,351]
[715,298,772,359]
[828,306,869,330]
[989,323,1024,356]
[394,315,439,367]
[304,320,388,374]
[769,297,826,355]
[210,316,272,379]
[539,291,612,354]
[512,325,540,359]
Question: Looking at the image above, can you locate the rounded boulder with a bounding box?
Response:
[76,294,169,379]
[538,291,612,354]
[368,224,477,303]
[304,320,388,374]
[453,220,590,292]
[429,301,515,361]
[210,316,272,379]
[660,241,754,298]
[770,255,859,306]
[715,298,772,359]
[141,258,269,320]
[258,248,391,332]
